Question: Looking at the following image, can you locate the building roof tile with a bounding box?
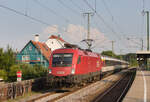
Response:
[31,40,51,60]
[49,35,66,43]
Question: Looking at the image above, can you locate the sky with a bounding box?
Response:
[0,0,150,54]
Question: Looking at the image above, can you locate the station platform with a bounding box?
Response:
[123,69,150,102]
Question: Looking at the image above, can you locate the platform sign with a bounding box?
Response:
[17,70,22,82]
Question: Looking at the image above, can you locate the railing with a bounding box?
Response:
[0,77,46,101]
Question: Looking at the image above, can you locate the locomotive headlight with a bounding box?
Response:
[71,68,75,74]
[49,69,52,74]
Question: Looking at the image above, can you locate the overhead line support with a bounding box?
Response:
[83,12,94,49]
[146,11,149,51]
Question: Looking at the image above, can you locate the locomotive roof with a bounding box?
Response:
[53,48,100,57]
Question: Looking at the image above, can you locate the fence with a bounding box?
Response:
[0,77,46,101]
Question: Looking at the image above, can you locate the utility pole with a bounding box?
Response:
[146,11,149,70]
[111,41,115,53]
[146,11,149,51]
[95,0,97,13]
[111,41,115,57]
[141,38,144,51]
[82,12,94,49]
[120,49,123,60]
[143,11,150,51]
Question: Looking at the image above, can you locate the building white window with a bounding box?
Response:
[22,55,30,63]
[26,56,29,60]
[37,57,40,61]
[29,46,32,51]
[22,55,26,61]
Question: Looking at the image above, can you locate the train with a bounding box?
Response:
[47,48,129,86]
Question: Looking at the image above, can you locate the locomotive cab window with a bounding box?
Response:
[52,53,73,67]
[77,56,81,64]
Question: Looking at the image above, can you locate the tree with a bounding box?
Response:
[123,53,138,66]
[0,48,5,70]
[0,46,48,82]
[0,46,16,71]
[0,70,7,80]
[101,50,116,57]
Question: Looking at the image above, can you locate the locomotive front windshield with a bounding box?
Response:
[52,53,73,67]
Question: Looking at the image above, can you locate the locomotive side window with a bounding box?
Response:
[52,53,73,67]
[77,56,81,64]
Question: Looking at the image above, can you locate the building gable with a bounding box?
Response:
[16,40,51,67]
[19,41,38,55]
[45,35,69,51]
[45,39,64,51]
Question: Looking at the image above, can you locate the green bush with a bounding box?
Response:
[7,65,21,82]
[6,64,48,82]
[0,46,48,82]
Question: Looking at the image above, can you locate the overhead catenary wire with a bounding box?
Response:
[127,38,146,49]
[69,0,109,49]
[142,0,145,10]
[57,0,80,15]
[33,0,71,23]
[70,0,83,12]
[140,0,145,50]
[101,0,123,33]
[57,0,94,47]
[83,0,132,53]
[25,0,28,15]
[101,0,113,21]
[83,0,123,38]
[56,0,87,35]
[83,0,117,35]
[69,0,103,38]
[0,4,57,27]
[91,39,108,49]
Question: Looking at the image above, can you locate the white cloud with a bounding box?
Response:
[41,24,110,52]
[64,24,109,50]
[41,25,59,40]
[65,24,86,43]
[43,25,58,34]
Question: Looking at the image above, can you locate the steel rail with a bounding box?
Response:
[51,70,127,102]
[116,69,136,102]
[93,68,136,102]
[27,69,129,102]
[93,73,126,102]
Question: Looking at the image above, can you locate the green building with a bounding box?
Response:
[16,40,51,67]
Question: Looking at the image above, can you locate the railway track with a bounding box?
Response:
[92,68,136,102]
[26,88,74,102]
[26,68,133,102]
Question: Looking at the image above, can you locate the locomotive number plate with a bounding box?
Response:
[57,71,65,74]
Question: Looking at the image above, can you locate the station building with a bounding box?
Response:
[136,51,150,70]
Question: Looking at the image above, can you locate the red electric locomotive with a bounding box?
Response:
[48,48,103,84]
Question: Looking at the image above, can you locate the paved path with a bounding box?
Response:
[123,70,150,102]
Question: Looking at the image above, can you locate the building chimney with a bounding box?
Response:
[35,34,39,42]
